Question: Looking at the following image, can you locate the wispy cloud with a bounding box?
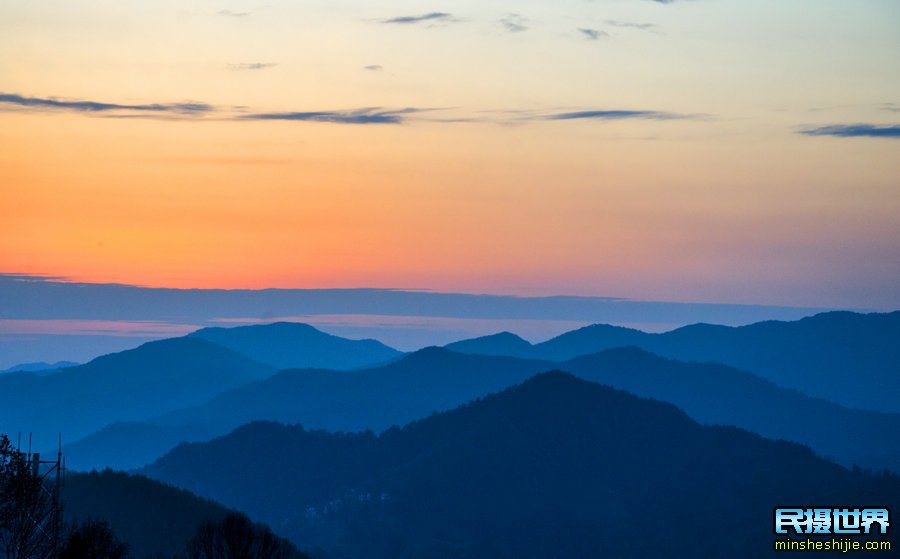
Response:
[799,124,900,139]
[363,65,384,72]
[578,28,609,41]
[0,92,213,116]
[381,12,453,25]
[605,20,658,32]
[218,9,249,18]
[237,107,424,124]
[544,109,693,121]
[229,62,276,71]
[1,92,703,128]
[882,103,900,113]
[500,14,529,33]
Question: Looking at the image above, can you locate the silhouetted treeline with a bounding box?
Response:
[63,471,312,559]
[63,470,228,558]
[60,520,129,559]
[188,513,308,559]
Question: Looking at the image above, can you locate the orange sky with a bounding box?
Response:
[1,0,899,308]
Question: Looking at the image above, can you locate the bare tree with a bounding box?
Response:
[0,434,60,559]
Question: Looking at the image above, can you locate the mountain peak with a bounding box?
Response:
[444,331,533,357]
[188,321,402,370]
[191,321,323,338]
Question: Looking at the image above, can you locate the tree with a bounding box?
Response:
[0,434,60,559]
[59,520,129,559]
[187,513,305,559]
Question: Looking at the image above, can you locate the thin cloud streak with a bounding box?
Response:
[605,20,658,32]
[237,107,423,124]
[799,124,900,139]
[0,93,212,115]
[381,12,452,25]
[1,92,704,127]
[544,109,690,121]
[229,63,276,71]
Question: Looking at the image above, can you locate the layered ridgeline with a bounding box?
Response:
[66,347,900,473]
[0,361,79,374]
[64,350,554,470]
[0,337,275,445]
[0,322,402,464]
[62,345,900,473]
[143,373,900,559]
[187,322,403,370]
[446,310,900,413]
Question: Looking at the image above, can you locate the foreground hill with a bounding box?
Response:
[64,470,230,558]
[64,470,309,559]
[65,347,900,473]
[448,311,900,412]
[0,337,274,445]
[188,322,403,370]
[144,373,900,558]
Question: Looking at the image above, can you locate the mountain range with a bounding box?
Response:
[0,337,274,444]
[447,310,900,413]
[4,311,895,475]
[2,323,403,450]
[65,346,900,473]
[2,311,897,558]
[143,372,900,558]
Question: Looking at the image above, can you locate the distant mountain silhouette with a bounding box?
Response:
[448,311,900,412]
[0,360,79,374]
[0,337,274,445]
[188,322,402,370]
[64,346,900,473]
[63,422,217,471]
[143,373,900,558]
[160,347,553,430]
[445,331,532,357]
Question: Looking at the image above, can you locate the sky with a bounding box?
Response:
[1,0,899,330]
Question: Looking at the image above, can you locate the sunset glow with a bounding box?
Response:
[2,0,899,308]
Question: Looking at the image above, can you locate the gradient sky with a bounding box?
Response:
[1,0,899,309]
